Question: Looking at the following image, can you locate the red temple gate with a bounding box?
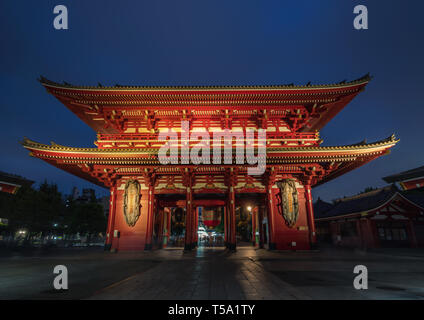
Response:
[22,75,398,251]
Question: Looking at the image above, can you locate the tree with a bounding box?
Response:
[65,198,106,242]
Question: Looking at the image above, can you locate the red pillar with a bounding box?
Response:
[228,185,236,251]
[356,219,364,249]
[166,207,172,247]
[408,219,418,248]
[364,219,376,248]
[158,208,164,248]
[144,184,155,250]
[184,182,194,250]
[251,208,256,246]
[258,205,264,248]
[105,183,117,251]
[266,186,276,250]
[224,206,228,247]
[193,206,199,247]
[304,184,317,248]
[162,208,171,248]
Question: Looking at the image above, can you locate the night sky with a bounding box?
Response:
[1,1,423,201]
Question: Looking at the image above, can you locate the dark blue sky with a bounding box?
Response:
[1,1,423,201]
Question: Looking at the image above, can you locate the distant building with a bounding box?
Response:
[68,186,109,217]
[99,195,110,218]
[70,187,96,204]
[383,166,424,191]
[71,186,80,200]
[314,185,424,248]
[0,171,33,195]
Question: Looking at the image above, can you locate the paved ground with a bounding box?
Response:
[1,246,424,300]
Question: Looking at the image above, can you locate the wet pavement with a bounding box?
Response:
[1,246,424,300]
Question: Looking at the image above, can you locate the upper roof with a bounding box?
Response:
[383,165,424,183]
[39,75,371,134]
[39,74,371,91]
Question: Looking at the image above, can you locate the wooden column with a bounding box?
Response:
[192,206,199,248]
[304,184,317,248]
[408,219,418,248]
[365,219,376,248]
[224,206,228,247]
[166,208,172,247]
[162,208,170,248]
[228,185,236,251]
[265,168,277,250]
[144,183,155,250]
[224,168,237,251]
[251,208,256,246]
[266,186,276,249]
[158,208,164,249]
[356,219,364,249]
[258,205,264,248]
[105,183,117,251]
[183,170,194,251]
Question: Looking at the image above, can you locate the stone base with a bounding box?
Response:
[268,242,277,250]
[228,243,237,251]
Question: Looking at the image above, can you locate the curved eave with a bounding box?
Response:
[21,135,398,188]
[21,136,398,160]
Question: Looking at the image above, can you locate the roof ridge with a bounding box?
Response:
[334,185,397,203]
[38,74,372,91]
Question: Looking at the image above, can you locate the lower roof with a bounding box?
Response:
[314,185,424,220]
[0,171,34,188]
[21,135,398,189]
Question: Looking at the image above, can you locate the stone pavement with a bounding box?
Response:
[91,247,310,300]
[1,246,424,299]
[90,246,424,300]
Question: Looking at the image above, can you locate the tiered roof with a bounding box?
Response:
[22,75,398,189]
[38,75,371,134]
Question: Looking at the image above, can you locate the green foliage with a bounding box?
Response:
[65,200,106,236]
[359,186,377,194]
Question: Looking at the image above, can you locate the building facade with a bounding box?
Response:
[22,75,398,251]
[315,185,424,248]
[383,166,424,191]
[0,172,33,195]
